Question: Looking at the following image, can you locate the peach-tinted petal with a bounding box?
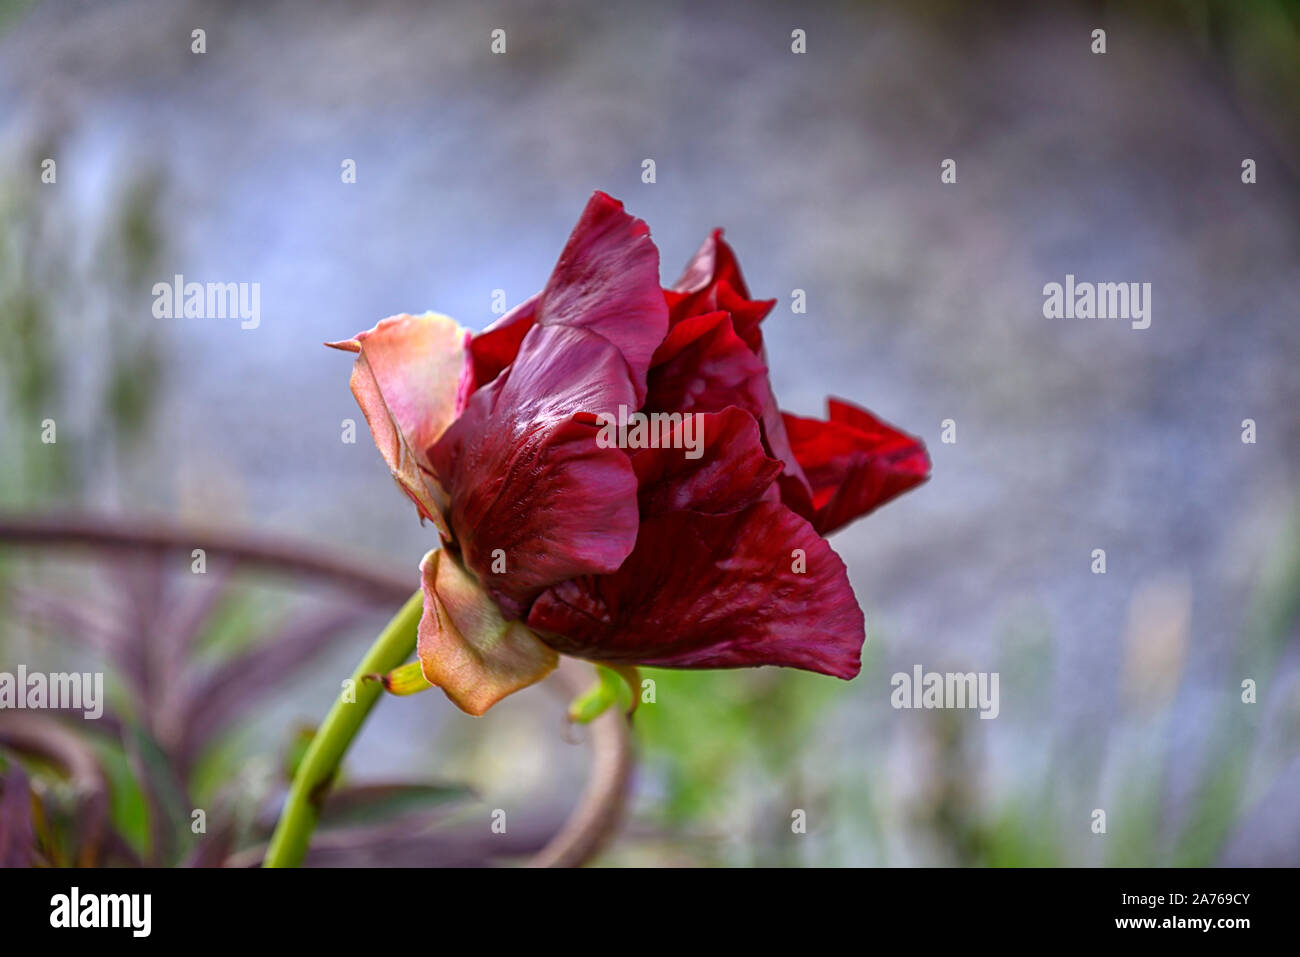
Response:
[416,549,558,716]
[328,312,473,537]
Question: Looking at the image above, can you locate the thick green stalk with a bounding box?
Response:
[263,588,424,867]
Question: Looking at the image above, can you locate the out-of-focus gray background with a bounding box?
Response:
[2,0,1298,865]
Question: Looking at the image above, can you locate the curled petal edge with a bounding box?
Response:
[327,312,473,538]
[416,549,559,716]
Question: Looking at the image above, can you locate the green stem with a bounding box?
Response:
[263,588,424,867]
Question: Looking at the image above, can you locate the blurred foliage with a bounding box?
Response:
[0,572,486,867]
[101,177,166,449]
[627,647,851,865]
[0,137,71,498]
[0,0,35,36]
[0,138,166,507]
[1149,0,1300,172]
[1170,508,1300,865]
[623,511,1299,866]
[636,668,841,824]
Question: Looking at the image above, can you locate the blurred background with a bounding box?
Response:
[1,0,1298,866]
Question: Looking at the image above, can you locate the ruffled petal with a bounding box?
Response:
[430,324,642,619]
[428,193,667,615]
[537,190,667,405]
[327,312,473,537]
[528,501,865,678]
[667,228,776,351]
[645,309,816,519]
[783,397,931,535]
[672,228,746,294]
[417,549,558,716]
[645,311,766,414]
[471,191,668,396]
[631,407,782,516]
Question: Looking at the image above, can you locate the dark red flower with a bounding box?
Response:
[332,192,929,714]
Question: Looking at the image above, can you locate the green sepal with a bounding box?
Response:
[567,664,637,723]
[373,660,434,696]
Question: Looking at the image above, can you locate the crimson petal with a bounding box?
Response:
[668,228,776,351]
[528,501,865,678]
[631,406,782,516]
[536,191,667,406]
[783,397,931,536]
[646,310,767,414]
[469,293,537,389]
[430,324,641,619]
[471,191,667,398]
[646,309,816,519]
[429,193,667,616]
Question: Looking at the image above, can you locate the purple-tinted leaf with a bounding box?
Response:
[228,815,561,868]
[178,604,372,762]
[0,754,36,868]
[182,815,238,869]
[123,720,191,866]
[6,583,127,663]
[150,562,236,753]
[155,559,235,668]
[315,782,475,830]
[0,713,111,866]
[104,554,170,721]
